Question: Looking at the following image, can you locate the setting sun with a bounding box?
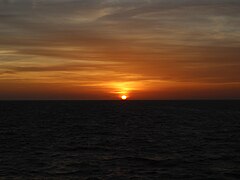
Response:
[121,95,127,100]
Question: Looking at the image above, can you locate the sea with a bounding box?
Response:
[0,100,239,179]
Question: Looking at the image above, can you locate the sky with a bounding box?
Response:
[0,0,239,100]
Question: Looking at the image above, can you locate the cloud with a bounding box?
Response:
[0,0,240,99]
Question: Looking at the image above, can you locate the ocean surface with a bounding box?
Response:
[0,100,239,179]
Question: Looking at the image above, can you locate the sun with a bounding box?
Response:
[121,95,127,100]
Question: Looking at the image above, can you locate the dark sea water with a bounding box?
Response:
[0,101,240,180]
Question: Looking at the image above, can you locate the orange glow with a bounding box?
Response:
[106,81,143,99]
[121,95,127,100]
[0,0,239,100]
